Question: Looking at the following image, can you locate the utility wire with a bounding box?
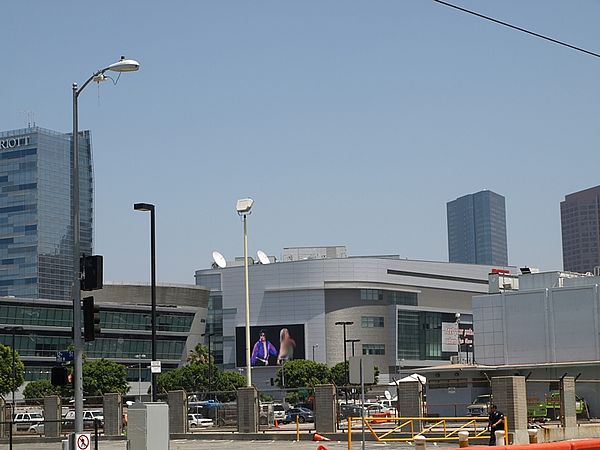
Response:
[433,0,600,59]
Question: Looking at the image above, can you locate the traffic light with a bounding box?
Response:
[81,255,103,291]
[51,366,68,386]
[82,296,101,341]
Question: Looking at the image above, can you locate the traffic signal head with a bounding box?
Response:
[82,296,101,341]
[81,255,103,291]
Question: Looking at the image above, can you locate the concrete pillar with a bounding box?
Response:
[314,384,337,434]
[528,429,539,444]
[103,393,123,436]
[491,376,528,444]
[560,376,577,429]
[414,434,426,450]
[396,380,423,431]
[167,390,188,434]
[458,430,469,447]
[237,386,258,433]
[0,397,6,438]
[43,395,62,438]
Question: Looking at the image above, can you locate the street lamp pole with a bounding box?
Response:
[135,354,146,402]
[134,203,157,402]
[202,332,214,398]
[312,344,318,361]
[335,321,353,403]
[236,198,254,387]
[72,57,140,431]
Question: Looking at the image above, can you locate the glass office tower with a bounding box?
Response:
[0,127,92,300]
[447,189,508,266]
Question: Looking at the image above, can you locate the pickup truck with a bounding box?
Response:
[62,410,104,429]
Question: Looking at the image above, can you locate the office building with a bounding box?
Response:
[195,246,509,385]
[560,185,600,273]
[0,127,93,300]
[447,190,508,266]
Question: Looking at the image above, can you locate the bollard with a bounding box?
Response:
[414,434,427,450]
[458,430,469,447]
[495,430,505,446]
[528,429,539,444]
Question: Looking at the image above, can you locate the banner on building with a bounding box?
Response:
[235,324,305,367]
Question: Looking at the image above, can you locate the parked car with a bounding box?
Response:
[28,422,44,435]
[63,410,104,429]
[188,413,213,428]
[467,394,492,416]
[282,407,314,424]
[273,404,286,422]
[13,412,44,431]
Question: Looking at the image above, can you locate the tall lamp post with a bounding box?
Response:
[201,332,214,398]
[236,198,254,387]
[3,326,23,450]
[312,344,319,361]
[72,57,140,432]
[134,203,157,402]
[134,354,146,402]
[334,321,353,403]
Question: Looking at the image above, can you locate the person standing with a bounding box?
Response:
[277,328,296,365]
[488,404,504,446]
[251,330,278,366]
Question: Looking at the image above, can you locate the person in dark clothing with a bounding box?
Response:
[488,404,504,446]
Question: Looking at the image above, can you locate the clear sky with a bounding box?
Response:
[2,1,600,284]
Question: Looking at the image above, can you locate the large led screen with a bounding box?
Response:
[235,324,305,367]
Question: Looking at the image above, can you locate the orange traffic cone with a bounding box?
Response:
[274,419,279,428]
[313,433,331,442]
[317,445,329,450]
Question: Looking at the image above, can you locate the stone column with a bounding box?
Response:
[560,376,577,434]
[167,390,188,434]
[43,395,62,438]
[314,384,337,434]
[396,380,423,431]
[491,376,528,444]
[103,393,123,436]
[0,397,6,438]
[237,386,258,433]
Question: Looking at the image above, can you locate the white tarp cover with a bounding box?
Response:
[388,373,426,385]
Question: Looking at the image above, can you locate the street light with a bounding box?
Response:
[134,202,157,402]
[236,197,254,387]
[334,321,353,403]
[134,354,146,402]
[72,57,140,432]
[312,344,319,361]
[3,326,23,450]
[346,339,360,357]
[201,332,214,398]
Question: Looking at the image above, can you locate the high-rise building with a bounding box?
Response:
[560,185,600,274]
[0,127,93,300]
[447,190,508,266]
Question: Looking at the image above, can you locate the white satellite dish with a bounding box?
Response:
[257,250,271,265]
[384,390,392,400]
[212,251,227,268]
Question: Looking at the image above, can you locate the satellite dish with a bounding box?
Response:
[257,250,271,265]
[212,251,227,268]
[384,390,392,400]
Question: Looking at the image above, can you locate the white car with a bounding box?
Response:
[188,413,213,428]
[14,412,44,431]
[273,404,286,421]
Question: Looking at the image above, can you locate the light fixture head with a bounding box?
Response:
[236,198,254,214]
[134,202,154,212]
[107,58,140,73]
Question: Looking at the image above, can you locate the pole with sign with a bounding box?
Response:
[349,357,374,450]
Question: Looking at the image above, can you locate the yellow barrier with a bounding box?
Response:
[347,416,501,443]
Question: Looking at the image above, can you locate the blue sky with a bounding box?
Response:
[2,1,600,284]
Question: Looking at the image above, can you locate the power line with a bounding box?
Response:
[433,0,600,59]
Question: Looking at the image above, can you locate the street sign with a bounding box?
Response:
[349,356,375,384]
[75,433,91,450]
[56,350,74,363]
[150,360,161,373]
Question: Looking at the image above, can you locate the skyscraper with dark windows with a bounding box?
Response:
[0,127,93,300]
[447,189,508,266]
[560,185,600,274]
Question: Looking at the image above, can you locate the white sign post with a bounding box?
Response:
[150,360,162,374]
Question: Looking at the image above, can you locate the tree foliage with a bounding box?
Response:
[23,380,60,400]
[0,344,24,396]
[187,343,212,365]
[83,358,129,396]
[275,359,330,389]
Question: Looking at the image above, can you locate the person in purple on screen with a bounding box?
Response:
[251,330,278,366]
[277,328,296,365]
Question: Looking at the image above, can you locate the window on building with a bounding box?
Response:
[360,289,384,301]
[362,344,385,355]
[361,316,384,328]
